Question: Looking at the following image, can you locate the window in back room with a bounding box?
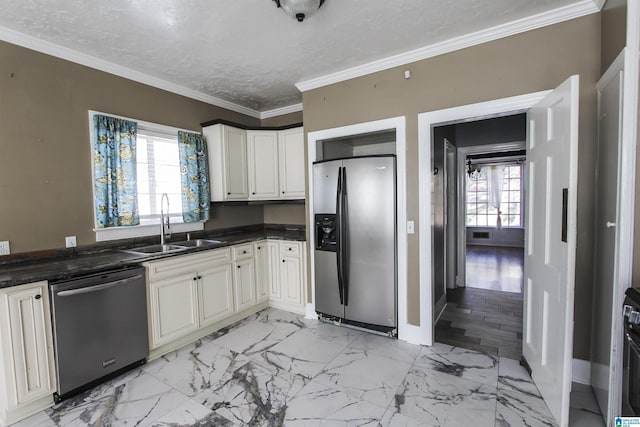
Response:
[466,160,524,228]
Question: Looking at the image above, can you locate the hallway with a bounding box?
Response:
[435,245,524,360]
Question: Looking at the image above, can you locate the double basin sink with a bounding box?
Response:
[124,239,225,256]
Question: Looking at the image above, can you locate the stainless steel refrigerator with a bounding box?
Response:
[313,155,397,332]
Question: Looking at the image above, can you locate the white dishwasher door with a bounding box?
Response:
[49,266,148,401]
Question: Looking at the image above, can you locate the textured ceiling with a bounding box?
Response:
[0,0,590,113]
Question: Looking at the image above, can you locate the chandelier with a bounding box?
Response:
[272,0,325,22]
[467,159,481,179]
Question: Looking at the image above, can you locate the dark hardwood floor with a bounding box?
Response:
[435,245,524,360]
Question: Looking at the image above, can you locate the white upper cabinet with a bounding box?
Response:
[204,123,304,201]
[278,128,306,199]
[204,124,249,201]
[247,131,280,199]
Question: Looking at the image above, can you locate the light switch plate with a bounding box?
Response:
[0,241,10,255]
[407,221,415,234]
[65,236,77,248]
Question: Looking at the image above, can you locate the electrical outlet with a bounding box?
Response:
[407,221,415,234]
[65,236,77,248]
[0,241,10,256]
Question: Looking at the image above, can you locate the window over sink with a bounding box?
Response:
[89,111,207,242]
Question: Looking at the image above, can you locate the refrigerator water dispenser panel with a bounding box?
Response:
[315,214,337,252]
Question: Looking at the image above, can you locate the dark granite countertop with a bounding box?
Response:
[0,225,305,289]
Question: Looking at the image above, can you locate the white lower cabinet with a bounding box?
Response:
[148,273,199,349]
[0,281,56,426]
[233,258,256,311]
[145,240,306,360]
[255,241,279,302]
[256,239,306,314]
[280,243,303,306]
[198,263,234,328]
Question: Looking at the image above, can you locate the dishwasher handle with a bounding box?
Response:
[55,275,144,297]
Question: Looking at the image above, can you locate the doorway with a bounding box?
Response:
[432,114,527,360]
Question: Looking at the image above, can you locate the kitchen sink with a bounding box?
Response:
[124,244,188,255]
[172,239,224,248]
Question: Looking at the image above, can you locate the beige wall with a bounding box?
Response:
[261,111,303,127]
[263,204,306,225]
[0,40,262,253]
[303,15,601,360]
[601,0,627,73]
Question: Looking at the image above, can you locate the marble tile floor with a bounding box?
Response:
[12,308,603,427]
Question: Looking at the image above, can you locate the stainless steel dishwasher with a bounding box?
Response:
[49,266,148,402]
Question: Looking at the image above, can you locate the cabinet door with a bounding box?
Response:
[255,241,279,302]
[233,258,256,312]
[280,248,303,306]
[223,125,249,199]
[3,282,55,406]
[198,263,234,328]
[149,274,199,349]
[248,131,279,199]
[278,128,305,199]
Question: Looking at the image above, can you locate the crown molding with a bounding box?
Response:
[296,0,602,92]
[259,103,303,119]
[0,26,263,119]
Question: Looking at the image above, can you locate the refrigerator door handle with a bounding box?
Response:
[336,166,344,305]
[342,167,349,306]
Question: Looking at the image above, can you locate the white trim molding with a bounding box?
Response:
[573,358,592,386]
[0,26,267,119]
[296,0,601,93]
[305,117,415,343]
[418,90,550,347]
[260,103,303,120]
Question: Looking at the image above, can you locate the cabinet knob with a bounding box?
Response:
[197,276,202,280]
[282,260,285,263]
[258,246,261,250]
[252,192,256,195]
[282,191,285,194]
[227,192,231,195]
[243,250,247,254]
[35,294,41,300]
[193,277,197,281]
[288,248,292,251]
[237,265,241,269]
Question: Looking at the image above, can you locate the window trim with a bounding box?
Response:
[88,111,204,242]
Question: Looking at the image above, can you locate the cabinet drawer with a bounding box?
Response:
[232,244,254,260]
[279,242,300,257]
[145,248,231,280]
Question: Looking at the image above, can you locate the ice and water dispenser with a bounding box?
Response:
[315,214,337,252]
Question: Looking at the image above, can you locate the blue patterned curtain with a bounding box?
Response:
[178,131,210,222]
[92,114,139,228]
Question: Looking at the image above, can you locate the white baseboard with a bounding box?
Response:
[399,323,429,346]
[572,358,592,385]
[305,303,318,320]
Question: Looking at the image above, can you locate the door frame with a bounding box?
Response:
[418,90,549,346]
[306,117,417,343]
[606,0,640,420]
[455,141,526,288]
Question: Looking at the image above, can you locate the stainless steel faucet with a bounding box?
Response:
[160,193,171,245]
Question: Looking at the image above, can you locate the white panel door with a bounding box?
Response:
[248,131,279,199]
[149,274,199,349]
[278,128,305,198]
[223,125,249,199]
[4,282,56,406]
[234,258,257,311]
[524,75,579,426]
[198,263,234,327]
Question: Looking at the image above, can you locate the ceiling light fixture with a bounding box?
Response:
[272,0,325,22]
